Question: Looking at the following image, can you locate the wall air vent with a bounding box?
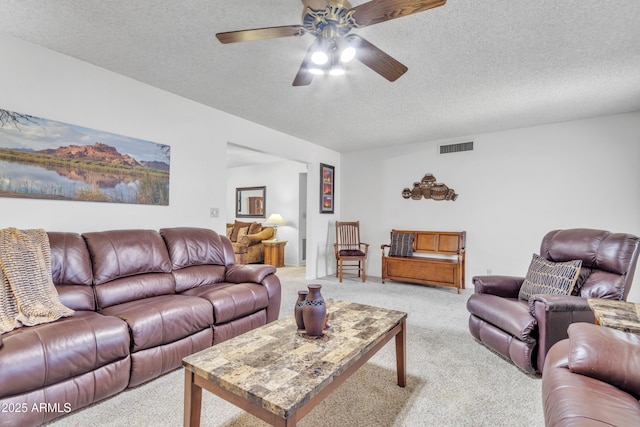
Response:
[439,141,473,154]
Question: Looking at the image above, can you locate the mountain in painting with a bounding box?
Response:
[39,142,142,167]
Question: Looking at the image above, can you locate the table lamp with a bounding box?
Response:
[265,213,286,240]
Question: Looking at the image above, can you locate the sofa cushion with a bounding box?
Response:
[171,265,227,293]
[237,225,250,241]
[389,232,414,257]
[83,229,172,285]
[100,294,213,352]
[48,232,93,287]
[230,221,253,242]
[159,227,229,269]
[518,254,582,301]
[540,229,639,300]
[567,322,640,397]
[95,272,176,309]
[181,282,269,324]
[84,230,175,308]
[231,241,248,255]
[0,311,130,398]
[48,232,95,311]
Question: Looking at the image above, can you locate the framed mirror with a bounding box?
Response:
[236,186,266,218]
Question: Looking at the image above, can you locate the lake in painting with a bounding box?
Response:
[0,109,170,205]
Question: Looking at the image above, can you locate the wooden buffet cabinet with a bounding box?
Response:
[381,230,466,294]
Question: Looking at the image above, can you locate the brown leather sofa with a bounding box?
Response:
[542,322,640,425]
[467,228,640,375]
[226,221,275,264]
[0,227,281,426]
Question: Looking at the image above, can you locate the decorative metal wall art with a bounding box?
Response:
[402,173,458,201]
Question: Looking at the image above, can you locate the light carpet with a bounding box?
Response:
[47,267,544,427]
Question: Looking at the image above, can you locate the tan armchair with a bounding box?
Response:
[226,221,275,264]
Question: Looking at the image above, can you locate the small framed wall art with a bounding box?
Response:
[320,163,335,214]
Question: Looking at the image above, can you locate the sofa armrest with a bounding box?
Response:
[225,264,281,322]
[568,322,640,397]
[226,264,276,283]
[531,294,595,373]
[529,294,593,314]
[472,275,524,298]
[238,227,274,246]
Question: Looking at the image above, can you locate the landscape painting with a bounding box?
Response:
[0,108,170,205]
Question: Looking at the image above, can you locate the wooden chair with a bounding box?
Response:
[334,221,369,282]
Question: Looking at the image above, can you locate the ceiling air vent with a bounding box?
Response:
[439,141,473,154]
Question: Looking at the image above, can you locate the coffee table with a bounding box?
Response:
[183,299,407,427]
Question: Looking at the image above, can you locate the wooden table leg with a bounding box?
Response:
[395,319,406,387]
[184,369,203,427]
[274,416,297,427]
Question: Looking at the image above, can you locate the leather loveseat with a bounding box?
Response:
[542,322,640,425]
[0,227,281,427]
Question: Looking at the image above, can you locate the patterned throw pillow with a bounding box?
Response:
[226,224,234,239]
[518,254,582,301]
[389,232,414,257]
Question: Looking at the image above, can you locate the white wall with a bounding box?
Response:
[227,160,307,266]
[341,112,640,302]
[3,33,638,292]
[0,34,340,279]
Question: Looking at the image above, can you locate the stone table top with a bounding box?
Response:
[588,298,640,334]
[182,299,407,419]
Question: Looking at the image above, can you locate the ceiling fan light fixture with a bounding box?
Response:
[309,66,325,75]
[340,46,356,63]
[311,50,329,65]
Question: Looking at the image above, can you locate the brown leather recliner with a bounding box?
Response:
[542,322,640,425]
[467,228,640,375]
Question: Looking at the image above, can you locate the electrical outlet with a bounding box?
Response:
[209,208,219,218]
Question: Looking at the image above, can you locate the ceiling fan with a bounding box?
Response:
[216,0,446,86]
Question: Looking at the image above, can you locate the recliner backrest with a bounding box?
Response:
[83,229,175,309]
[159,227,233,292]
[540,229,640,300]
[48,231,95,311]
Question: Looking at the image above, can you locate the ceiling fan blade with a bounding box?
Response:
[349,35,408,82]
[216,25,305,44]
[301,0,329,10]
[292,45,315,86]
[351,0,446,27]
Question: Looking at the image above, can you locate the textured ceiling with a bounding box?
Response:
[1,0,639,154]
